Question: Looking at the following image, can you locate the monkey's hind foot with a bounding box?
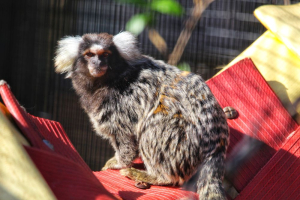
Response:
[120,167,171,186]
[120,167,153,182]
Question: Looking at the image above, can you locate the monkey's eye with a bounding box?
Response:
[102,52,109,58]
[85,52,95,57]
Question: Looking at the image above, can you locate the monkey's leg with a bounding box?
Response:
[102,135,139,171]
[197,153,226,200]
[120,167,172,185]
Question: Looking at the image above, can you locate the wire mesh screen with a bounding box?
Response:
[0,0,296,170]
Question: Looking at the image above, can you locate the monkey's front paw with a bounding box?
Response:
[102,157,122,171]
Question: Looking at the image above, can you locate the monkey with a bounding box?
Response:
[54,32,229,200]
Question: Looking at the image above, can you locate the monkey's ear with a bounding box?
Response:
[54,36,82,78]
[113,32,142,62]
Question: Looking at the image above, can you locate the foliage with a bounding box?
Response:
[117,0,185,35]
[177,62,191,72]
[116,0,214,67]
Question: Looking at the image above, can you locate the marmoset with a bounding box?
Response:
[54,32,229,200]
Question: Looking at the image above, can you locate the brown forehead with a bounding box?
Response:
[82,33,113,43]
[81,33,114,56]
[83,48,112,56]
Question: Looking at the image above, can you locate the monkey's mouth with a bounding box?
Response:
[89,66,108,77]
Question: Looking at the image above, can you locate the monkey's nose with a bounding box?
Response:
[92,60,100,65]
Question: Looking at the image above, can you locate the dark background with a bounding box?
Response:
[0,0,296,171]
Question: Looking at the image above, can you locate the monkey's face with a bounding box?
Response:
[83,45,111,77]
[79,33,115,78]
[55,31,142,79]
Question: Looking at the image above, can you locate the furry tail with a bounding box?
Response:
[196,152,227,200]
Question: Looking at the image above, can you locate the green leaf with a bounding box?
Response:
[177,62,191,72]
[151,0,184,16]
[115,0,147,6]
[126,14,150,35]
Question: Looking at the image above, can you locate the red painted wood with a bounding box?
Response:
[207,58,298,192]
[0,82,117,200]
[236,127,300,199]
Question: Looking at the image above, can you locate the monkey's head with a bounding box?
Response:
[54,32,142,80]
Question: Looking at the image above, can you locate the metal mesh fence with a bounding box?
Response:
[0,0,296,170]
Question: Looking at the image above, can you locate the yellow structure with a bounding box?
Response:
[0,105,56,200]
[223,3,300,123]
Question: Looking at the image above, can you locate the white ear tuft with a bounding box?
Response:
[54,36,82,76]
[113,32,142,62]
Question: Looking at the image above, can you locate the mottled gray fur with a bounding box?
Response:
[54,32,229,200]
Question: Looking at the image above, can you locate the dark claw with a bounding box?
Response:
[134,181,150,189]
[223,106,238,119]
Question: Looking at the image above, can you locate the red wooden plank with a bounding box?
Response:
[206,58,298,192]
[236,127,300,200]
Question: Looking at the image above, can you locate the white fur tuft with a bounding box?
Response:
[0,80,10,88]
[54,36,82,76]
[113,32,142,62]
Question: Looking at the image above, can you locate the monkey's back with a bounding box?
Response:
[138,60,229,186]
